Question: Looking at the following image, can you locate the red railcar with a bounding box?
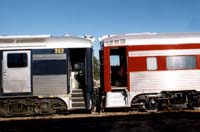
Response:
[99,33,200,111]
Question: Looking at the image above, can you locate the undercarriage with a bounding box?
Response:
[131,90,200,112]
[0,97,67,117]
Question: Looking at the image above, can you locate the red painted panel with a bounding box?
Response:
[128,57,147,72]
[103,47,111,92]
[157,56,166,70]
[196,55,200,69]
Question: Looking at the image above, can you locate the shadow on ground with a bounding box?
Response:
[0,112,200,132]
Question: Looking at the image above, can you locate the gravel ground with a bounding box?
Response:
[0,111,200,132]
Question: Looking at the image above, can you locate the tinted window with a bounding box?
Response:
[32,60,67,75]
[7,53,28,68]
[166,56,196,70]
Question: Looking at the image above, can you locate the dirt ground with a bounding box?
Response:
[0,112,200,132]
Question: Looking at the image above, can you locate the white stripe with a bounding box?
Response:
[126,37,200,46]
[128,49,200,57]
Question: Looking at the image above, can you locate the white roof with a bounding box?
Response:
[0,35,51,39]
[0,35,93,50]
[100,32,200,47]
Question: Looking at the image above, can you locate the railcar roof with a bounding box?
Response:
[0,34,93,50]
[100,32,200,46]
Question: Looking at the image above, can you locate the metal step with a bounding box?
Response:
[71,97,85,102]
[72,102,86,107]
[71,89,84,93]
[71,93,84,98]
[71,89,84,97]
[70,106,87,110]
[71,89,86,109]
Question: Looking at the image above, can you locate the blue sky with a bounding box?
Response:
[1,0,200,57]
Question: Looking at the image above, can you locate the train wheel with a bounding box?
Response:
[131,100,146,112]
[39,101,54,114]
[0,103,7,117]
[191,94,200,110]
[145,98,158,112]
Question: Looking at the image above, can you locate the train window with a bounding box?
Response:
[147,57,157,70]
[120,39,125,44]
[7,53,27,68]
[114,40,119,44]
[166,56,196,70]
[110,55,120,66]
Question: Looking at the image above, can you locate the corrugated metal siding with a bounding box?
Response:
[33,75,67,96]
[130,70,200,95]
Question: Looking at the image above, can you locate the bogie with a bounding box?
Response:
[0,97,68,117]
[130,91,200,112]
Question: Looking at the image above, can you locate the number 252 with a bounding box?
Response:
[54,48,64,54]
